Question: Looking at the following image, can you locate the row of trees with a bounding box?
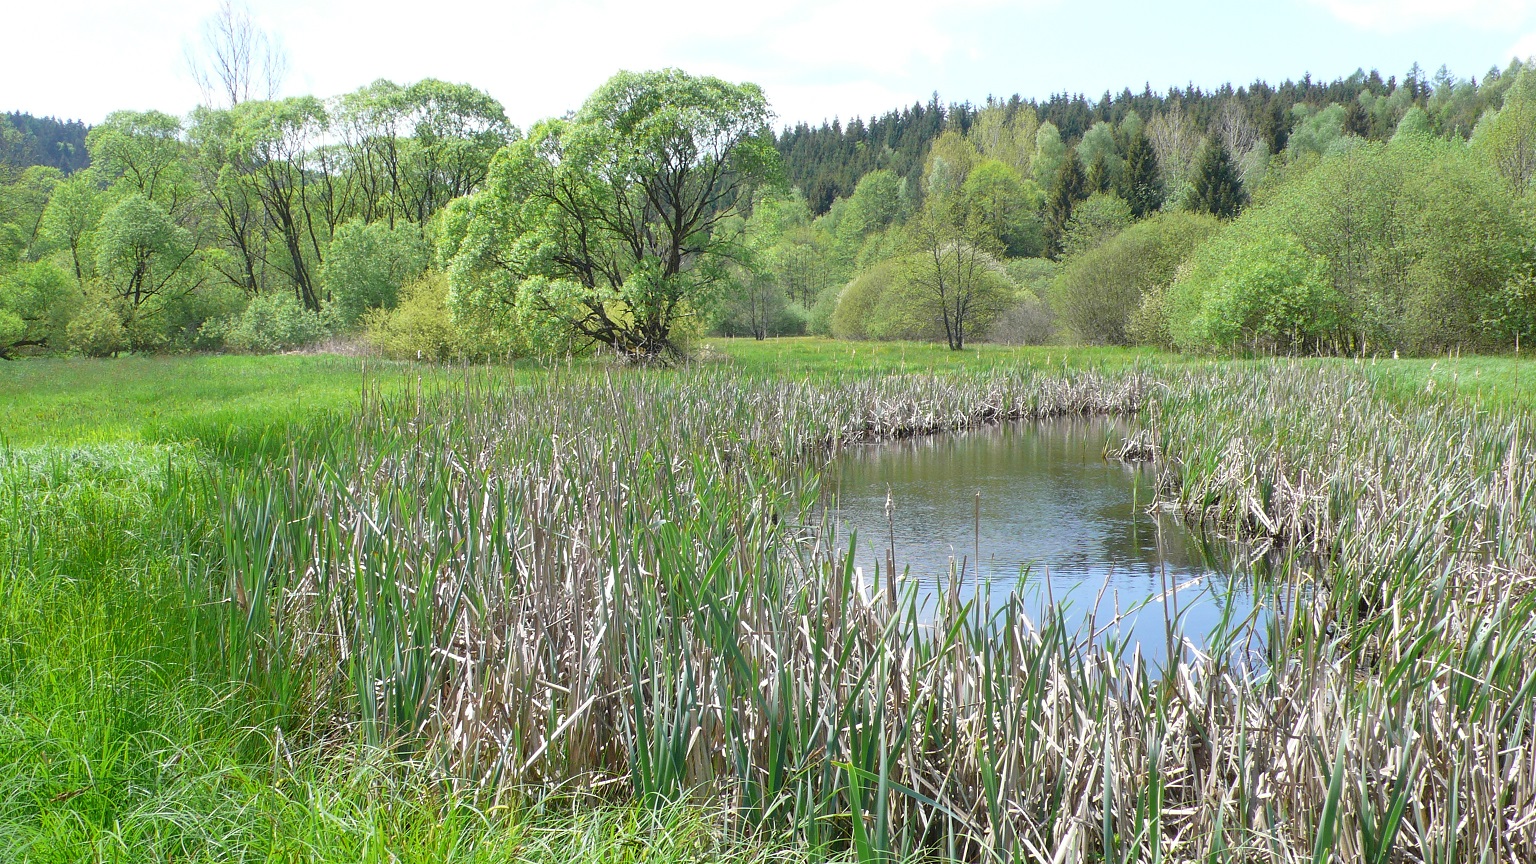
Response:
[6,53,1536,361]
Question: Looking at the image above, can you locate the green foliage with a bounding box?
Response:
[1060,191,1132,259]
[830,258,923,341]
[1168,232,1339,351]
[93,194,194,306]
[1077,121,1122,191]
[447,70,778,360]
[1055,210,1219,345]
[961,160,1044,256]
[1031,122,1066,187]
[1472,68,1536,193]
[1044,150,1087,258]
[0,261,77,355]
[1284,103,1350,161]
[323,219,430,326]
[218,291,331,353]
[66,292,128,357]
[364,272,492,361]
[1120,128,1164,217]
[1188,140,1248,219]
[1167,137,1525,353]
[40,173,103,283]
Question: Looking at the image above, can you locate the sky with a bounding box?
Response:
[4,0,1536,131]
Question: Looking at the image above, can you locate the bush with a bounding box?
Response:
[67,293,128,357]
[1053,211,1219,345]
[323,219,431,327]
[364,273,496,361]
[221,292,331,354]
[1166,137,1526,353]
[830,261,896,341]
[984,295,1056,344]
[0,260,78,354]
[1060,192,1133,258]
[830,259,942,342]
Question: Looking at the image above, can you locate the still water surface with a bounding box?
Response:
[829,418,1270,663]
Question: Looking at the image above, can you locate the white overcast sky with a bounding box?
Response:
[5,0,1536,130]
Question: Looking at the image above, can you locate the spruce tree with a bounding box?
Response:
[1189,139,1247,220]
[1086,151,1112,194]
[1045,151,1087,259]
[1119,129,1164,218]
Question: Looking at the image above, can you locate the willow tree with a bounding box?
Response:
[447,70,778,360]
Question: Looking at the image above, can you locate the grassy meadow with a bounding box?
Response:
[3,340,1536,862]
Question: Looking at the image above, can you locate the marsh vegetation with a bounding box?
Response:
[8,348,1528,861]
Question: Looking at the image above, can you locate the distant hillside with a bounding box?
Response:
[0,112,90,174]
[775,62,1521,212]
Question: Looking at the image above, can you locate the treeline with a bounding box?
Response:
[0,113,90,175]
[4,59,1536,361]
[0,79,515,358]
[777,62,1523,213]
[721,58,1536,356]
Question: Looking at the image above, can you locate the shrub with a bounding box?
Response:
[67,293,128,357]
[1166,137,1525,353]
[0,260,78,355]
[364,273,497,361]
[985,294,1056,345]
[1053,211,1219,345]
[323,219,430,327]
[1060,192,1132,258]
[222,292,330,354]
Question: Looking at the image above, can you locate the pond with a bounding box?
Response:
[827,417,1276,666]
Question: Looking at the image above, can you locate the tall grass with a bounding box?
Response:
[210,360,1536,860]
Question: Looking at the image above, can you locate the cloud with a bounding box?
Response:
[1510,30,1536,61]
[1306,0,1532,31]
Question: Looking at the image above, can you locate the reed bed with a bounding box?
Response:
[212,362,1536,862]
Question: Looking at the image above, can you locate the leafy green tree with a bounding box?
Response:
[0,260,78,355]
[969,103,1037,178]
[1077,122,1122,192]
[1052,210,1218,345]
[1120,128,1164,217]
[925,130,977,203]
[1472,68,1536,193]
[1044,151,1087,258]
[1030,122,1065,188]
[1391,107,1433,142]
[1167,137,1524,353]
[1284,103,1349,161]
[1060,192,1133,258]
[41,173,103,283]
[1188,140,1247,220]
[447,70,777,360]
[229,96,331,310]
[322,219,430,325]
[87,111,194,213]
[334,79,517,224]
[94,193,198,339]
[961,160,1044,256]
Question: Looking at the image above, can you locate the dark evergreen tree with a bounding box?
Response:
[1086,151,1112,194]
[1189,140,1247,220]
[1120,129,1164,218]
[1045,151,1088,259]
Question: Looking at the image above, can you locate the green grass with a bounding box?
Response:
[0,354,439,447]
[706,336,1166,376]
